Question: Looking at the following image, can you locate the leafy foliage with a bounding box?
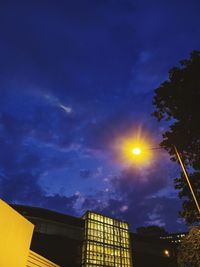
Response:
[153,51,200,224]
[177,226,200,267]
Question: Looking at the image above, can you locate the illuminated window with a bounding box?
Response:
[82,211,132,267]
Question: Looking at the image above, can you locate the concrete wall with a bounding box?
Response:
[27,250,60,267]
[0,199,34,267]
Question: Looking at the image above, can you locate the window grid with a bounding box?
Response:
[82,212,132,267]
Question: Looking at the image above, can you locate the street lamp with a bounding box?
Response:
[131,145,200,214]
[132,147,141,155]
[173,146,200,214]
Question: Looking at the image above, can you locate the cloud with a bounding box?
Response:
[0,0,199,233]
[79,156,187,232]
[0,109,79,215]
[145,204,165,227]
[110,159,170,199]
[80,167,103,179]
[120,205,129,213]
[0,96,188,231]
[0,170,79,215]
[80,190,185,232]
[59,104,72,114]
[80,169,92,179]
[43,93,72,114]
[0,0,137,101]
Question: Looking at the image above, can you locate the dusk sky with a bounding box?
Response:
[0,0,200,232]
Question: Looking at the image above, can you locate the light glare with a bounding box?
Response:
[163,249,170,257]
[114,127,154,167]
[132,147,141,155]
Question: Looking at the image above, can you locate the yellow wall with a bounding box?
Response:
[0,199,34,267]
[27,250,60,267]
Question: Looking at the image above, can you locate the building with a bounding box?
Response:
[82,211,132,267]
[12,204,180,267]
[12,204,84,267]
[0,199,60,267]
[130,233,177,267]
[159,232,187,244]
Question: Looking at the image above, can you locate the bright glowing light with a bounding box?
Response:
[132,147,141,155]
[114,127,154,167]
[163,249,170,257]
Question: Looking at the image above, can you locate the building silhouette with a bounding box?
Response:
[12,205,181,267]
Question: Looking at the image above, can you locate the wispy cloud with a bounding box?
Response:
[59,104,72,114]
[43,93,72,114]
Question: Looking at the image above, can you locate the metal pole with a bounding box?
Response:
[174,145,200,214]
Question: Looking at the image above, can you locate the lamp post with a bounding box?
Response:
[173,146,200,214]
[131,145,200,214]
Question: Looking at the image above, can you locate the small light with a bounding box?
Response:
[163,249,170,257]
[132,147,141,155]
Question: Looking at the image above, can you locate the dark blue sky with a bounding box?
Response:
[0,0,200,232]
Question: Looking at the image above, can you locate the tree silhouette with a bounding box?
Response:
[177,226,200,267]
[152,51,200,224]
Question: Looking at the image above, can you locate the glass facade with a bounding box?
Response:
[82,211,132,267]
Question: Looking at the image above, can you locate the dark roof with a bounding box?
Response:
[159,232,188,237]
[12,204,84,228]
[130,233,167,242]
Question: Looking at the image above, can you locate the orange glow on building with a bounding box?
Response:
[0,199,34,267]
[0,199,60,267]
